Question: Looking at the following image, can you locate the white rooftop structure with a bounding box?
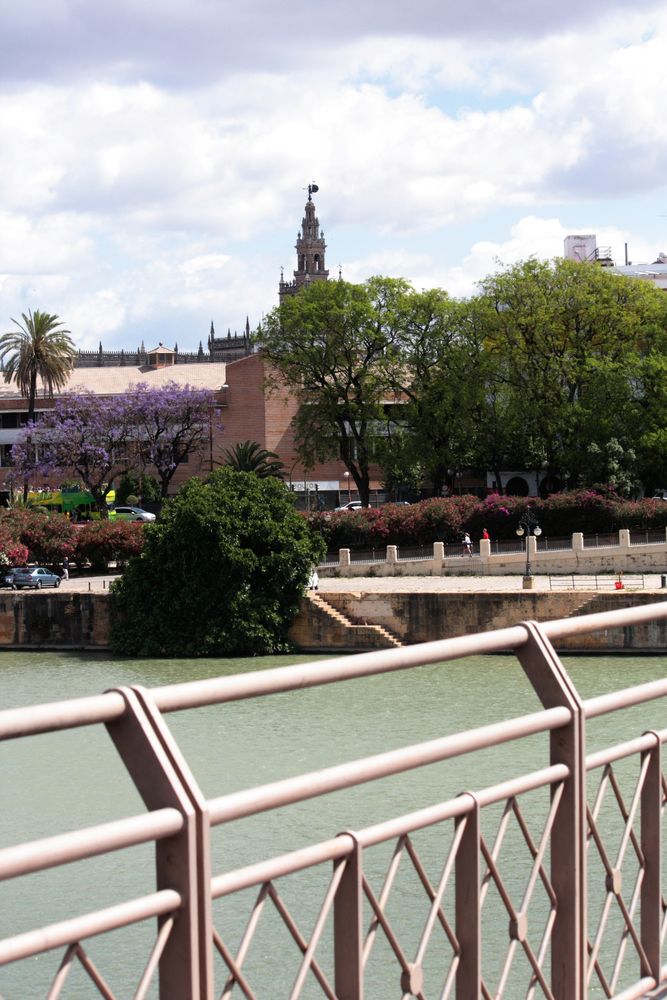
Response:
[565,235,667,290]
[611,253,667,291]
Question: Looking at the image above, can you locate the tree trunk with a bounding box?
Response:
[22,372,38,503]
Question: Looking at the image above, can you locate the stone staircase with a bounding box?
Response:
[300,592,403,650]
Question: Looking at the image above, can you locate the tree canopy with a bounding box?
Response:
[110,467,325,656]
[259,259,667,498]
[0,310,76,419]
[10,383,216,511]
[260,277,407,505]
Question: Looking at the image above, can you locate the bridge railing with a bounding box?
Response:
[1,602,666,998]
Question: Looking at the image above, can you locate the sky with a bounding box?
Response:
[1,0,667,353]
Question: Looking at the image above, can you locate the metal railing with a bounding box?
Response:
[1,602,667,998]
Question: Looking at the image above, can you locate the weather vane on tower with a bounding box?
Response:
[307,182,319,200]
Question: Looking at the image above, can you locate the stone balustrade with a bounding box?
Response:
[320,529,667,577]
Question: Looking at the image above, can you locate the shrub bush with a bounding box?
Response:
[306,490,667,549]
[110,468,326,656]
[0,523,29,567]
[19,512,78,565]
[74,521,146,570]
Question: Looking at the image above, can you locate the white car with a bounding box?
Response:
[111,505,156,522]
[335,500,364,511]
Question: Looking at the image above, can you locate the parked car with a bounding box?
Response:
[651,489,667,501]
[110,506,156,522]
[1,568,20,588]
[6,566,62,589]
[334,500,364,511]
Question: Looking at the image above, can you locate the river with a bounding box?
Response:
[1,650,665,998]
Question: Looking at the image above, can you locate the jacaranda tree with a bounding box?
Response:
[110,467,325,656]
[128,381,216,497]
[11,392,136,515]
[10,383,218,509]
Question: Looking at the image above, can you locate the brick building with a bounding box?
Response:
[0,190,377,508]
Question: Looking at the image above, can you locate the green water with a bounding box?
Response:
[1,650,665,998]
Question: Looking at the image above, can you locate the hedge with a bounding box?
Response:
[0,509,147,570]
[306,491,667,551]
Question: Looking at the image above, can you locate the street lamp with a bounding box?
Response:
[516,507,542,585]
[343,470,351,502]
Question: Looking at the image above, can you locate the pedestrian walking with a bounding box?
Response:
[463,532,473,557]
[308,568,319,591]
[61,557,69,581]
[482,528,490,540]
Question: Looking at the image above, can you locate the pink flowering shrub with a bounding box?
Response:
[17,512,78,565]
[0,524,28,567]
[74,521,146,570]
[306,490,667,549]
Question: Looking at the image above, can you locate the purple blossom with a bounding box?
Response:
[10,383,218,511]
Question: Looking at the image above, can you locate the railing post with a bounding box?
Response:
[641,732,662,982]
[456,794,480,999]
[516,622,586,1000]
[334,833,363,1000]
[105,686,214,1000]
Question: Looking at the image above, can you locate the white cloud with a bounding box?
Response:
[1,2,667,349]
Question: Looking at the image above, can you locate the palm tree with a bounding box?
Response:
[0,309,76,499]
[222,440,285,478]
[0,310,76,421]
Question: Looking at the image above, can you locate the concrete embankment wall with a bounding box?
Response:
[0,592,110,649]
[290,590,667,654]
[0,590,665,654]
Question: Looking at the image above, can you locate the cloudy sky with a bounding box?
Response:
[1,0,666,353]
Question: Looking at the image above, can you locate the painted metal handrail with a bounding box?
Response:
[1,600,667,998]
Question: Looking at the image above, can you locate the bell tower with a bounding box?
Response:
[279,184,329,303]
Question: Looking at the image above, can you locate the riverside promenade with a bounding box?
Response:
[51,571,667,594]
[317,572,666,594]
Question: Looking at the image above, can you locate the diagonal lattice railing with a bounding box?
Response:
[2,601,667,997]
[584,735,666,997]
[208,763,570,999]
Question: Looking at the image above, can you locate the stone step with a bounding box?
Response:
[307,593,403,648]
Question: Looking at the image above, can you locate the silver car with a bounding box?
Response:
[111,506,156,522]
[8,566,62,590]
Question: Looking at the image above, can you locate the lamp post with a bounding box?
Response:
[343,470,351,502]
[516,507,542,587]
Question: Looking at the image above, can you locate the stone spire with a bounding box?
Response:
[279,184,329,303]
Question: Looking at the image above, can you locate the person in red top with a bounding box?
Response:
[482,528,490,540]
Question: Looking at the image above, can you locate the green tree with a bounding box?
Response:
[115,472,161,505]
[223,440,284,478]
[0,309,76,500]
[110,467,325,656]
[0,310,76,422]
[390,292,493,495]
[632,348,667,492]
[478,258,667,489]
[260,277,406,506]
